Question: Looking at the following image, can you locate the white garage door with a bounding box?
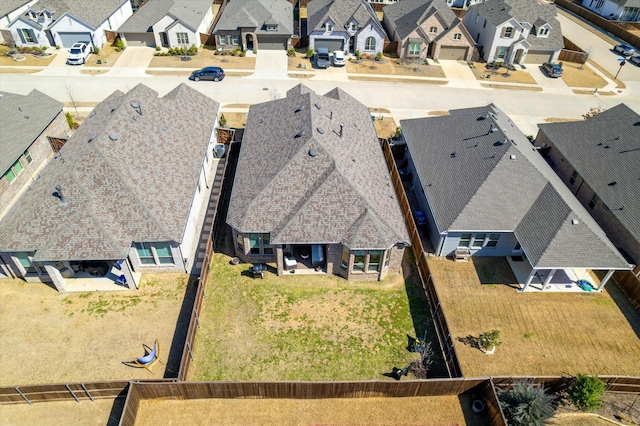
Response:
[58,32,91,48]
[524,50,554,64]
[439,46,469,60]
[314,38,344,52]
[123,33,156,47]
[257,35,288,50]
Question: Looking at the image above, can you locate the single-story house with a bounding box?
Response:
[213,0,293,51]
[0,83,221,292]
[535,104,640,274]
[7,0,133,48]
[0,90,69,222]
[581,0,640,22]
[463,0,563,64]
[0,0,37,44]
[400,104,630,291]
[383,0,475,61]
[307,0,386,54]
[118,0,215,48]
[227,84,410,281]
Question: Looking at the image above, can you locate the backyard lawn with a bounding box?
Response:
[188,252,444,381]
[428,256,640,377]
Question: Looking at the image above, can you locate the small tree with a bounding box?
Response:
[287,47,296,57]
[112,37,126,52]
[375,51,383,61]
[306,47,314,58]
[478,329,501,352]
[570,374,605,411]
[355,49,361,60]
[65,112,79,129]
[393,126,402,140]
[498,379,556,426]
[219,113,228,127]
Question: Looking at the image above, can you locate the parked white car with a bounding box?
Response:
[333,50,345,67]
[67,42,91,65]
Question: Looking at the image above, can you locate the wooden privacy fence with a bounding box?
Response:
[555,0,640,49]
[380,139,462,378]
[118,378,502,426]
[614,271,640,313]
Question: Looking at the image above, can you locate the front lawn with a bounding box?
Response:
[188,252,442,381]
[149,49,256,69]
[560,62,608,88]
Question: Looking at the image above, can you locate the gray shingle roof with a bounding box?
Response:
[307,0,383,34]
[227,84,409,249]
[0,0,33,18]
[538,104,640,245]
[472,0,563,50]
[21,0,129,28]
[383,0,458,41]
[118,0,213,33]
[609,0,640,8]
[0,84,219,262]
[0,90,63,175]
[401,104,629,269]
[213,0,292,35]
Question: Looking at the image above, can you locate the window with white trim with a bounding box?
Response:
[231,34,239,45]
[218,35,226,45]
[429,27,438,33]
[569,170,579,185]
[176,32,189,44]
[453,33,462,40]
[325,22,333,31]
[20,28,35,43]
[588,194,599,209]
[459,234,472,248]
[486,234,500,247]
[503,27,513,38]
[472,234,486,248]
[135,242,174,265]
[365,36,376,50]
[408,42,420,56]
[341,246,350,269]
[247,233,273,255]
[4,158,24,183]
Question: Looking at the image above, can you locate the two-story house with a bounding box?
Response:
[582,0,640,22]
[307,0,386,55]
[463,0,563,64]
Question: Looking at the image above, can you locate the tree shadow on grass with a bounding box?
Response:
[402,249,448,378]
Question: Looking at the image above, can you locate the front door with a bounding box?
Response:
[161,32,169,47]
[246,34,254,50]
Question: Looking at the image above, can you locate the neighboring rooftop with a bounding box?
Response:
[473,0,563,49]
[538,104,640,244]
[118,0,213,33]
[401,105,629,270]
[213,0,293,35]
[17,0,128,28]
[307,0,383,33]
[0,0,33,18]
[227,84,409,249]
[383,0,458,41]
[0,83,219,262]
[0,89,63,175]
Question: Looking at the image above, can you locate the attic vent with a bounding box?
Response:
[451,152,457,158]
[490,127,498,133]
[294,130,305,138]
[109,132,119,141]
[572,219,579,225]
[52,184,68,206]
[510,154,516,160]
[88,134,97,143]
[309,149,318,157]
[111,105,118,112]
[130,102,142,115]
[608,181,617,186]
[24,115,29,119]
[294,105,304,113]
[315,103,322,109]
[317,127,325,134]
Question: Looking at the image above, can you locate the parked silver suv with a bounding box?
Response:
[67,42,91,65]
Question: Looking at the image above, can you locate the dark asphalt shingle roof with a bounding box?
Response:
[227,84,409,249]
[401,104,629,269]
[118,0,213,33]
[307,0,383,34]
[0,90,63,175]
[472,0,563,50]
[383,0,457,41]
[0,83,219,261]
[538,104,640,244]
[213,0,292,35]
[20,0,129,28]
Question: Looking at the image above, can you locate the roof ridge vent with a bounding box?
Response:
[295,105,304,113]
[109,132,119,141]
[294,130,305,138]
[317,127,325,134]
[309,148,318,157]
[315,103,322,109]
[510,154,516,160]
[111,105,118,112]
[130,101,142,115]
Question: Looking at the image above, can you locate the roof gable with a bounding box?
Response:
[308,0,382,33]
[384,0,457,41]
[17,0,129,29]
[119,0,213,34]
[213,0,292,35]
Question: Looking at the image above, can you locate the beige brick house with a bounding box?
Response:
[227,84,410,281]
[383,0,475,61]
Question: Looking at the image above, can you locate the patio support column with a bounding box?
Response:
[121,261,137,290]
[542,268,557,290]
[597,269,615,291]
[521,268,537,292]
[43,263,66,292]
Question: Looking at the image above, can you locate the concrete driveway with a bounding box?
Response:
[527,64,573,95]
[556,10,640,82]
[248,50,288,80]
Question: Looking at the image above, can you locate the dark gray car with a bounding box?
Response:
[190,66,225,82]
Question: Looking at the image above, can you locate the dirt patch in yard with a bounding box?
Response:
[561,62,608,88]
[88,44,124,67]
[427,256,640,378]
[134,395,489,426]
[0,398,119,426]
[219,112,246,128]
[347,56,446,78]
[0,274,192,385]
[372,115,398,139]
[149,52,255,70]
[471,64,537,84]
[0,45,55,67]
[287,51,313,71]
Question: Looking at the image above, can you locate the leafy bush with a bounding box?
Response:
[55,45,61,50]
[478,329,501,350]
[287,47,296,57]
[112,38,125,52]
[306,47,314,58]
[375,52,383,61]
[570,374,605,411]
[393,126,402,140]
[65,112,79,129]
[219,113,227,127]
[355,50,361,60]
[253,48,257,54]
[92,46,99,55]
[156,46,161,51]
[498,380,556,425]
[187,44,198,55]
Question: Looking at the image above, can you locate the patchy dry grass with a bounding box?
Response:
[149,51,255,69]
[134,395,489,425]
[427,256,640,377]
[88,44,124,67]
[471,64,537,84]
[0,398,119,425]
[287,51,313,71]
[219,112,247,128]
[0,274,191,385]
[0,45,55,67]
[561,62,608,88]
[188,252,440,382]
[372,115,398,139]
[347,57,446,78]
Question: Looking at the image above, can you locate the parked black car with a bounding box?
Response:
[189,67,225,82]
